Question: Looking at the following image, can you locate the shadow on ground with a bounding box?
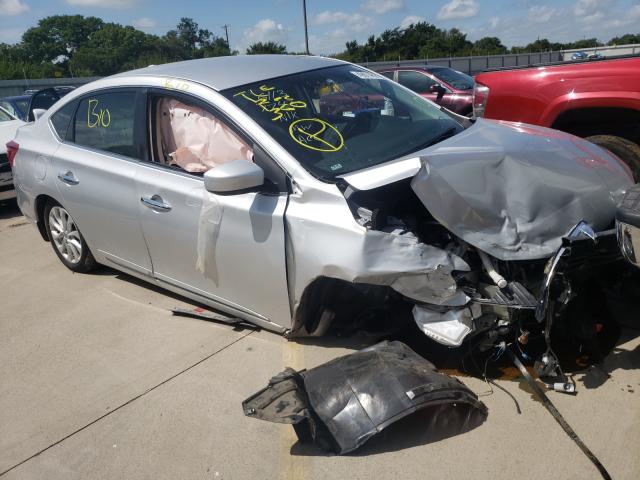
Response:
[289,403,487,457]
[0,199,24,222]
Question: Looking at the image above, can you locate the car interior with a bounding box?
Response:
[150,96,253,174]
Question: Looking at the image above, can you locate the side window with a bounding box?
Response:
[380,71,395,80]
[398,71,437,94]
[73,91,140,159]
[50,100,78,140]
[151,96,253,174]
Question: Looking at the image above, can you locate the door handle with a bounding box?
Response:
[57,171,79,185]
[141,194,172,212]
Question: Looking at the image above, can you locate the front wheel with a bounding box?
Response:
[586,135,640,181]
[44,200,96,273]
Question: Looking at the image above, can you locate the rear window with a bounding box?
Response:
[430,68,474,90]
[73,92,139,159]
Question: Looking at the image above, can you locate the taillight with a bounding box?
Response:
[6,140,19,168]
[473,83,490,118]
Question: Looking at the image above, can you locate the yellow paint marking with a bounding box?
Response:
[289,118,344,153]
[280,339,308,480]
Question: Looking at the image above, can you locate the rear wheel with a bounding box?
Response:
[586,135,640,181]
[44,200,96,273]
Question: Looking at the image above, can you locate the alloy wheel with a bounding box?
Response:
[48,206,83,264]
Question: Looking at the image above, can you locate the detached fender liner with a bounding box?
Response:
[242,341,488,454]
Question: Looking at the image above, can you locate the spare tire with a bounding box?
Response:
[587,135,640,181]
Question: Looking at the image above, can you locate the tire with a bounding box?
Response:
[44,200,96,273]
[586,135,640,181]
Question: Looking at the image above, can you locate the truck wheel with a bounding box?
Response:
[586,135,640,181]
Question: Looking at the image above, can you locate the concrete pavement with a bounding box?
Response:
[1,199,639,479]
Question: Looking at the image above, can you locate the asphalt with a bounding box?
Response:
[1,198,639,480]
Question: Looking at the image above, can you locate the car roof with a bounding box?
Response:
[1,95,31,101]
[380,65,451,72]
[116,55,346,91]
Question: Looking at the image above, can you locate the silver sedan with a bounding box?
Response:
[11,56,635,371]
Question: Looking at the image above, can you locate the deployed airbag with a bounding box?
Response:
[158,98,253,172]
[242,341,487,454]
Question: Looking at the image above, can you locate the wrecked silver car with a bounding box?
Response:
[11,56,635,381]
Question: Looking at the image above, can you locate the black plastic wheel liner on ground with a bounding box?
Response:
[242,340,488,454]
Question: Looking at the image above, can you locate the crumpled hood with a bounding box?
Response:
[409,119,634,260]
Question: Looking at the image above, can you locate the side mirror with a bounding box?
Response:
[32,109,47,121]
[429,84,447,100]
[204,160,264,194]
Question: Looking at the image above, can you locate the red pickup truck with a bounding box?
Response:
[473,56,640,178]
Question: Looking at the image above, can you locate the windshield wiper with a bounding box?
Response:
[426,126,460,147]
[404,126,460,156]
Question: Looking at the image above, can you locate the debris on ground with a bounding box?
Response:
[243,340,487,454]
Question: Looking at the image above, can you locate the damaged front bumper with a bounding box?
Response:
[413,221,625,393]
[243,341,487,454]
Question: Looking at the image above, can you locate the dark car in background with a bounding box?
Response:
[377,66,475,116]
[23,86,76,97]
[0,86,75,121]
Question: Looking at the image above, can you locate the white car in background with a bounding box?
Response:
[0,106,25,202]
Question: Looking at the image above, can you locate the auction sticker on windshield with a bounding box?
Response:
[350,71,382,80]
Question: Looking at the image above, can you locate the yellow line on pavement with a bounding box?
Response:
[280,339,308,480]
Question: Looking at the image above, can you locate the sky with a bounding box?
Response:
[1,0,640,54]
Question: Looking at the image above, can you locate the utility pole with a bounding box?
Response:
[222,24,230,53]
[302,0,310,55]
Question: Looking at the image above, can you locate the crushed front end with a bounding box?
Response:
[319,121,636,390]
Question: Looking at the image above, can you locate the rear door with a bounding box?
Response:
[52,89,153,275]
[134,88,291,326]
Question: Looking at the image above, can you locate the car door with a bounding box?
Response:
[52,89,153,275]
[27,88,60,121]
[427,76,460,112]
[134,88,291,326]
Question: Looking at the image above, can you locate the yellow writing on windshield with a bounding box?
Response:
[289,118,344,153]
[87,99,111,128]
[234,85,306,122]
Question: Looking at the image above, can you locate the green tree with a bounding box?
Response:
[22,15,104,65]
[609,33,640,45]
[566,38,603,49]
[473,37,507,55]
[246,42,287,54]
[71,24,157,76]
[163,18,231,60]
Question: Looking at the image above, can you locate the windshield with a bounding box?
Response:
[430,68,474,90]
[222,65,462,180]
[0,107,13,122]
